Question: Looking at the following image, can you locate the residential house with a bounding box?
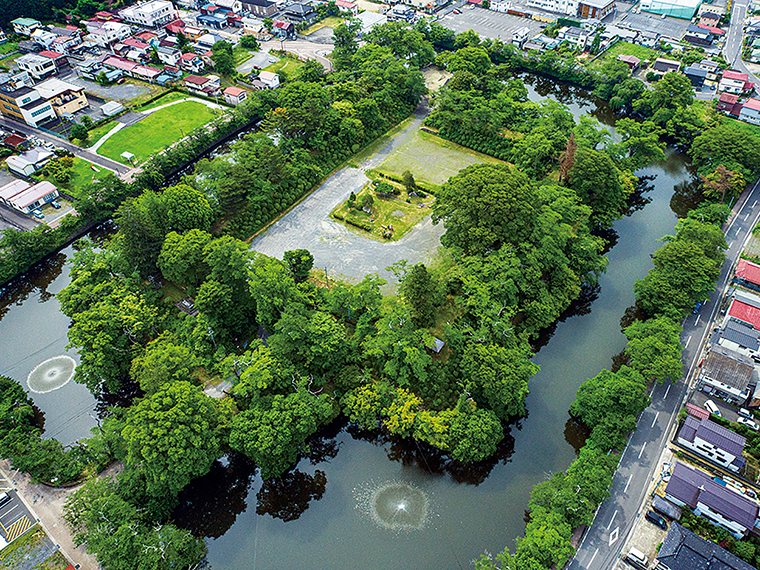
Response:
[734,259,760,291]
[283,2,319,24]
[16,54,57,80]
[699,344,756,406]
[84,21,132,46]
[76,58,123,83]
[727,290,760,329]
[179,52,205,73]
[242,17,272,39]
[258,70,280,88]
[30,29,58,50]
[715,319,760,360]
[740,97,760,125]
[183,74,221,95]
[272,20,296,38]
[4,148,54,177]
[11,18,41,36]
[2,134,28,149]
[357,11,387,36]
[216,0,244,12]
[134,31,160,46]
[197,13,229,29]
[34,77,89,118]
[617,54,641,70]
[223,86,248,104]
[576,0,615,20]
[0,30,7,45]
[652,57,680,74]
[120,0,176,28]
[676,416,746,472]
[699,11,721,26]
[717,92,742,116]
[556,26,591,49]
[196,33,225,50]
[242,0,278,16]
[123,38,150,60]
[636,30,660,48]
[683,63,709,88]
[336,0,359,15]
[103,57,162,83]
[513,27,531,47]
[684,23,714,45]
[719,70,755,94]
[0,180,59,214]
[654,523,755,570]
[165,19,186,35]
[600,25,638,43]
[0,71,32,92]
[157,46,181,66]
[386,4,416,22]
[698,22,725,38]
[183,26,205,41]
[664,463,759,539]
[38,51,69,73]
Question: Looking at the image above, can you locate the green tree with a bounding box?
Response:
[240,34,259,50]
[157,229,212,288]
[399,262,437,328]
[701,164,745,204]
[176,31,190,50]
[130,334,200,394]
[690,123,760,179]
[70,123,88,141]
[211,41,235,75]
[163,184,214,233]
[566,145,627,228]
[229,386,338,478]
[283,249,314,283]
[402,170,416,193]
[332,19,361,69]
[114,191,168,277]
[624,316,684,384]
[122,381,222,497]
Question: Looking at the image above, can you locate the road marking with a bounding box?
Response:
[607,509,618,529]
[695,314,700,326]
[652,412,659,427]
[589,548,599,566]
[664,384,671,399]
[746,212,752,220]
[753,200,757,208]
[736,226,741,235]
[639,442,647,459]
[624,473,633,493]
[609,526,619,546]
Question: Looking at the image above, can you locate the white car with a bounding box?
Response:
[737,416,759,431]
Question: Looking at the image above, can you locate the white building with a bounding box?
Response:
[31,28,58,49]
[120,0,176,28]
[527,0,578,15]
[16,54,57,80]
[85,21,133,46]
[11,18,41,36]
[258,70,280,88]
[512,26,531,46]
[4,148,54,177]
[556,25,592,48]
[0,181,59,214]
[356,11,387,36]
[677,416,746,472]
[740,98,760,126]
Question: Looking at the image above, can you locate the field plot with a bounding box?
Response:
[34,157,103,200]
[264,55,305,75]
[375,128,505,186]
[590,41,659,68]
[97,100,218,164]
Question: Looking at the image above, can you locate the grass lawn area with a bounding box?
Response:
[589,41,660,69]
[97,100,219,165]
[304,15,344,35]
[35,157,102,200]
[331,180,433,241]
[375,128,505,186]
[0,52,21,71]
[264,55,305,75]
[81,120,118,148]
[0,42,18,55]
[233,45,257,65]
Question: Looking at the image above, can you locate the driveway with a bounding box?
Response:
[237,51,279,75]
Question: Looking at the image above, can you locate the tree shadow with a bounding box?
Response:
[670,177,705,219]
[531,283,601,352]
[256,469,327,522]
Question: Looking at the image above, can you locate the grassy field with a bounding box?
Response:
[304,16,344,35]
[0,42,18,55]
[590,41,660,69]
[331,180,433,241]
[233,45,257,65]
[264,55,305,75]
[97,101,219,164]
[376,128,505,186]
[81,120,119,148]
[0,525,57,570]
[138,90,189,112]
[35,157,102,199]
[0,52,22,71]
[122,78,169,106]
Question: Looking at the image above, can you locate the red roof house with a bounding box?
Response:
[728,298,760,329]
[735,259,760,288]
[698,24,725,35]
[165,19,186,34]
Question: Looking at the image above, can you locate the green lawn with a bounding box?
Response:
[590,41,660,69]
[304,16,344,35]
[97,101,219,165]
[0,525,44,570]
[0,42,18,55]
[233,45,257,65]
[81,121,119,148]
[35,157,102,199]
[331,180,433,241]
[138,90,189,112]
[264,55,305,75]
[376,128,505,186]
[0,52,21,70]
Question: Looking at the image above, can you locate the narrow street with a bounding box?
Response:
[723,0,760,85]
[568,181,760,570]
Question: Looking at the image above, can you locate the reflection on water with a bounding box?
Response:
[257,470,327,522]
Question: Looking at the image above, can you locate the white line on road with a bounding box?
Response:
[609,526,619,546]
[695,314,700,326]
[607,509,618,529]
[624,474,633,493]
[753,200,757,208]
[685,335,691,349]
[736,226,741,235]
[638,442,647,459]
[652,412,659,427]
[664,384,671,399]
[589,548,599,567]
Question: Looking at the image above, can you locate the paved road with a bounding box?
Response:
[723,0,760,86]
[569,180,760,570]
[261,39,334,71]
[0,116,132,177]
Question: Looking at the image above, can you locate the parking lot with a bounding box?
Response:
[438,7,544,41]
[0,471,36,547]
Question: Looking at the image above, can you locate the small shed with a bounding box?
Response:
[652,495,682,520]
[101,101,124,116]
[121,151,136,164]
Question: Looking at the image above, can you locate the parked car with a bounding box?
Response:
[50,201,61,209]
[625,547,649,569]
[739,407,752,418]
[737,416,759,431]
[704,399,721,416]
[645,510,668,530]
[32,210,44,219]
[693,301,703,314]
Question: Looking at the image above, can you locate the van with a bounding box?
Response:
[739,408,752,418]
[704,399,721,416]
[0,492,11,507]
[625,547,649,569]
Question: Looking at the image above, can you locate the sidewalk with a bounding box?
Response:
[0,459,123,570]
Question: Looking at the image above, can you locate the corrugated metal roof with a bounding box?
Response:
[652,495,682,520]
[701,345,754,389]
[738,259,760,286]
[719,319,760,351]
[686,402,710,420]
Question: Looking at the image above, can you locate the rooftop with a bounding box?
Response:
[9,181,58,210]
[184,74,210,85]
[679,415,746,456]
[223,86,246,96]
[743,98,760,112]
[719,92,740,104]
[701,345,755,390]
[719,319,760,351]
[728,297,760,329]
[723,69,749,81]
[686,402,710,420]
[35,78,84,99]
[656,523,755,570]
[0,180,32,202]
[736,258,760,286]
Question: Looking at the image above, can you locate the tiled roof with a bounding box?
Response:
[678,416,699,443]
[720,319,760,351]
[694,417,746,457]
[184,74,209,85]
[737,259,760,286]
[656,523,755,570]
[224,86,245,96]
[723,69,749,81]
[742,98,760,112]
[728,298,760,329]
